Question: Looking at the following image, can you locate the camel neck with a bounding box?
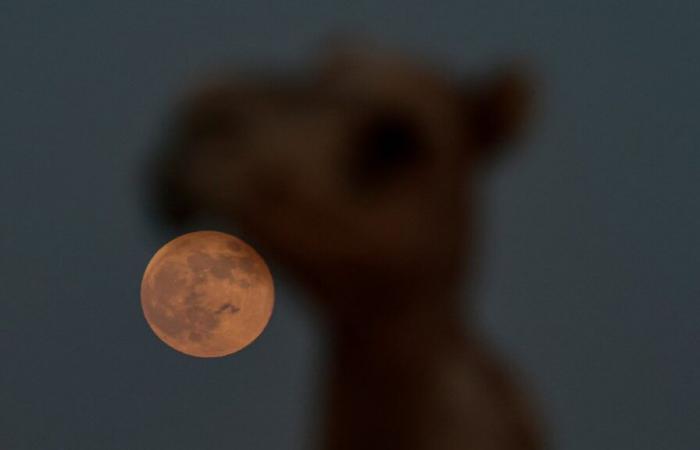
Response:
[331,288,465,355]
[319,288,469,450]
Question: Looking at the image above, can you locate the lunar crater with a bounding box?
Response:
[215,303,240,314]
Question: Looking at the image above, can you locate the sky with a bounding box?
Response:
[1,1,698,449]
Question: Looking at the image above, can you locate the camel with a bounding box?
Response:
[150,45,543,450]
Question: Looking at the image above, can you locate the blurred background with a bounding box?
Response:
[1,1,698,449]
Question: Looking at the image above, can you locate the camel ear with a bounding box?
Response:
[468,67,533,159]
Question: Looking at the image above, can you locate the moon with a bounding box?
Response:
[141,231,274,357]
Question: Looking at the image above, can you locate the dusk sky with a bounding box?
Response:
[1,1,698,449]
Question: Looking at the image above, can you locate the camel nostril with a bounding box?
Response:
[156,172,193,225]
[145,144,197,227]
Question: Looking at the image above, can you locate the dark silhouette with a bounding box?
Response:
[151,45,543,450]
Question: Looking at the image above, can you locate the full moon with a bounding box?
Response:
[141,231,274,357]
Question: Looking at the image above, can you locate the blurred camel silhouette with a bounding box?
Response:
[150,45,543,450]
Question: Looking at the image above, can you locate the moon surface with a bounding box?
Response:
[141,231,274,357]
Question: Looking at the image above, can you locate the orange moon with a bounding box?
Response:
[141,231,274,357]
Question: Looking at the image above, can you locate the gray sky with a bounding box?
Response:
[1,1,698,449]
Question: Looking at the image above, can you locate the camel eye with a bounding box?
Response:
[350,111,424,187]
